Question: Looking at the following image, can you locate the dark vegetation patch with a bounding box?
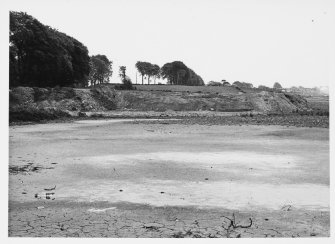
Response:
[9,163,54,175]
[142,115,329,128]
[9,108,71,122]
[90,87,118,110]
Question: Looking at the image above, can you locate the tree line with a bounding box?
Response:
[9,11,206,88]
[9,12,292,90]
[208,80,283,90]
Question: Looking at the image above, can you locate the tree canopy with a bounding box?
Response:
[135,61,160,85]
[89,55,113,86]
[10,11,90,88]
[273,82,283,89]
[160,61,204,86]
[232,81,253,89]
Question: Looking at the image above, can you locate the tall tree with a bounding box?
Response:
[135,61,160,85]
[119,66,126,82]
[135,61,146,85]
[151,64,160,84]
[89,55,113,86]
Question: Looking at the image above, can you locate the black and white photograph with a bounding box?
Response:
[1,0,334,241]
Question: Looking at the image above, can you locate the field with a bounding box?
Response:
[9,119,329,237]
[132,84,241,94]
[304,96,329,112]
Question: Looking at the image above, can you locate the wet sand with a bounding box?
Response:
[9,119,330,237]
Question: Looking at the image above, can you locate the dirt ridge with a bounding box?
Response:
[9,85,310,122]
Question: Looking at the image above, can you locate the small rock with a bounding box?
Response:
[37,206,44,210]
[143,223,164,229]
[119,189,123,192]
[160,191,165,194]
[205,178,209,180]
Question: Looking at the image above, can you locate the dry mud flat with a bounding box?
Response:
[9,119,329,237]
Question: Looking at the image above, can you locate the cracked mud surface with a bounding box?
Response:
[9,119,329,237]
[9,201,329,237]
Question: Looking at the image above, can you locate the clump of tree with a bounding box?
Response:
[135,61,160,85]
[10,11,90,88]
[207,81,223,86]
[117,66,133,90]
[258,85,272,91]
[160,61,204,86]
[208,80,231,86]
[222,80,231,86]
[273,82,283,89]
[88,55,113,86]
[232,81,253,89]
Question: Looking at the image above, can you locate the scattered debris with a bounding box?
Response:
[143,223,164,231]
[44,185,56,191]
[9,164,54,175]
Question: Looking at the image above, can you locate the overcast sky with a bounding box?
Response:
[7,0,334,88]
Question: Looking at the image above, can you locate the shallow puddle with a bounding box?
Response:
[9,122,329,212]
[54,151,329,211]
[57,179,329,211]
